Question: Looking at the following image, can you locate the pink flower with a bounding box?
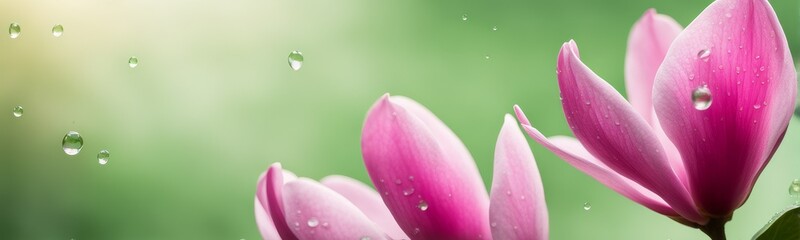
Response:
[256,95,549,239]
[515,0,795,238]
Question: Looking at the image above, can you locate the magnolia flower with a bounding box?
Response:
[255,95,549,240]
[515,0,795,239]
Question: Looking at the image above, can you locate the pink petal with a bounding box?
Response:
[282,178,386,240]
[321,175,408,240]
[514,105,678,218]
[554,41,705,224]
[255,170,298,240]
[489,114,548,240]
[361,94,491,239]
[652,0,796,217]
[265,163,298,240]
[624,9,683,125]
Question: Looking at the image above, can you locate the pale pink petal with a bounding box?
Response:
[265,163,298,240]
[554,41,705,224]
[321,175,408,240]
[625,9,683,125]
[282,178,386,240]
[255,170,298,240]
[361,94,491,239]
[515,105,678,218]
[489,114,548,240]
[652,0,796,216]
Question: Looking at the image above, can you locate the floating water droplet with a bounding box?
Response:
[128,56,139,68]
[492,26,497,31]
[288,51,304,71]
[692,85,713,110]
[759,66,765,72]
[461,14,468,21]
[697,49,711,62]
[62,131,84,155]
[9,22,20,39]
[12,106,23,118]
[403,186,415,196]
[583,202,592,211]
[52,24,63,37]
[484,55,490,60]
[789,179,800,198]
[417,200,428,211]
[97,149,110,165]
[307,217,319,228]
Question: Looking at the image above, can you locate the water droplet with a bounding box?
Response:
[688,74,695,81]
[12,106,23,118]
[52,24,63,37]
[403,186,415,196]
[307,217,319,228]
[753,104,762,110]
[491,222,497,228]
[692,85,713,110]
[492,26,497,31]
[583,202,592,211]
[484,55,490,60]
[359,237,371,240]
[97,149,110,165]
[128,56,139,68]
[417,200,428,211]
[9,22,20,39]
[288,51,304,71]
[789,179,800,197]
[461,14,468,21]
[697,49,711,62]
[62,131,84,155]
[413,228,421,235]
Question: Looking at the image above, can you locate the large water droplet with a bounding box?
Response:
[697,49,711,62]
[692,85,713,110]
[789,179,800,198]
[583,202,592,211]
[288,51,304,71]
[307,217,319,228]
[402,186,415,196]
[52,24,63,37]
[12,106,23,118]
[97,149,110,165]
[417,200,429,211]
[9,22,20,39]
[461,14,468,21]
[62,131,84,155]
[128,56,139,68]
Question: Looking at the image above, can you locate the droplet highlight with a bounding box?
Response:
[9,22,20,39]
[492,26,497,31]
[461,14,468,21]
[307,217,319,228]
[97,149,110,165]
[128,56,139,68]
[12,106,23,118]
[697,49,711,62]
[417,200,429,211]
[288,51,304,71]
[402,186,415,196]
[62,131,84,155]
[692,85,713,110]
[52,24,63,37]
[583,202,592,211]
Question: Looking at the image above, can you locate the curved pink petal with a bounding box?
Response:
[489,114,548,240]
[265,163,298,240]
[361,94,491,239]
[255,169,298,240]
[514,105,678,218]
[321,175,408,239]
[282,178,386,240]
[625,9,683,125]
[652,0,796,217]
[555,41,705,224]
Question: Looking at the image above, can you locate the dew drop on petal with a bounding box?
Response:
[491,222,497,228]
[9,22,20,39]
[62,131,84,155]
[97,149,110,165]
[52,24,63,37]
[583,202,592,211]
[753,104,762,110]
[417,200,428,211]
[402,186,415,196]
[128,56,139,68]
[697,49,711,62]
[288,51,304,71]
[307,217,319,228]
[12,106,23,118]
[692,85,713,110]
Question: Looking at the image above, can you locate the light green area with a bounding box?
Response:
[1,0,799,239]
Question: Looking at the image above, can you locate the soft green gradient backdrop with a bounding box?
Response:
[1,0,799,239]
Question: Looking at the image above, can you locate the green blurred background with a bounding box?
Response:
[1,0,799,239]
